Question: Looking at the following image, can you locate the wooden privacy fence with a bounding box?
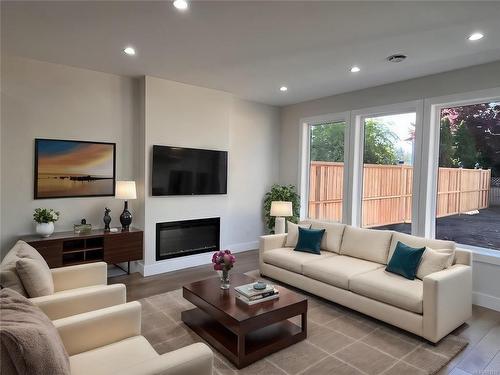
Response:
[309,161,491,227]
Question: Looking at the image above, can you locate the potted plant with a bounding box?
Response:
[263,184,300,233]
[212,250,236,289]
[33,208,60,237]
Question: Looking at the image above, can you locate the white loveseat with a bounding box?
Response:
[259,220,472,343]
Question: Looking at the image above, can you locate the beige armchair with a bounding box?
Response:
[30,262,126,320]
[1,240,126,320]
[53,301,214,375]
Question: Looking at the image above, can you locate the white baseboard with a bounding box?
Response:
[473,291,500,312]
[141,240,258,277]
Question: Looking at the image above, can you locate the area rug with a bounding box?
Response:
[139,271,468,375]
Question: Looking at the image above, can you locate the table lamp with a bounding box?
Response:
[116,181,137,231]
[270,201,292,234]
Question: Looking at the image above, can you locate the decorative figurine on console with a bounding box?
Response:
[103,207,111,232]
[74,218,92,234]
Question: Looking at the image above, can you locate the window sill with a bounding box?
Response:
[457,244,500,266]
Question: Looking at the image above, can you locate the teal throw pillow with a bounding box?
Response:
[386,241,425,280]
[294,227,325,255]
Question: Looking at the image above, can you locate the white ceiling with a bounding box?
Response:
[2,1,500,106]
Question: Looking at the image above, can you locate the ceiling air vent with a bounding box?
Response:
[387,54,407,63]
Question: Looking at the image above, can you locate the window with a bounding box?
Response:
[308,121,346,221]
[435,102,500,250]
[361,113,416,232]
[299,89,500,255]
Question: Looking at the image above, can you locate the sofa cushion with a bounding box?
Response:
[340,226,393,264]
[350,268,423,314]
[16,258,55,297]
[285,221,311,247]
[70,336,157,375]
[294,227,325,255]
[262,247,336,274]
[309,220,346,253]
[388,232,455,264]
[0,241,48,296]
[303,255,383,290]
[416,247,455,280]
[386,241,425,280]
[0,288,70,375]
[0,268,27,297]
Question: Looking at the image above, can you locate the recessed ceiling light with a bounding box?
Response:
[350,66,361,73]
[468,32,484,41]
[173,0,188,10]
[123,47,136,56]
[387,54,407,63]
[280,86,288,92]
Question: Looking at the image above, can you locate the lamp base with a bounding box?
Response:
[274,217,286,234]
[120,200,132,231]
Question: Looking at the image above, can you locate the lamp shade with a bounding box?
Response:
[116,181,137,200]
[270,201,292,217]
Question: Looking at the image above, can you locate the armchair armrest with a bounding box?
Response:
[31,283,126,320]
[423,264,472,343]
[259,233,287,268]
[122,343,213,375]
[53,301,141,356]
[51,262,107,292]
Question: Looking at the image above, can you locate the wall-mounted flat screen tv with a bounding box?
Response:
[152,145,228,196]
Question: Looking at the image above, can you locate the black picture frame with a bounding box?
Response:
[34,138,116,199]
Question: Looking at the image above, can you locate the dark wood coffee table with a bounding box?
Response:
[181,273,307,369]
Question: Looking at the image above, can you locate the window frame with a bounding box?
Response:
[298,112,350,223]
[350,100,423,231]
[422,88,500,242]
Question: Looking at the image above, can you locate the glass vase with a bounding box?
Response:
[220,269,230,290]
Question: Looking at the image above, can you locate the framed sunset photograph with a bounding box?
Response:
[34,139,116,199]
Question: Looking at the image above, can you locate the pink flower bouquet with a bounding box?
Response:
[212,250,236,289]
[212,249,236,272]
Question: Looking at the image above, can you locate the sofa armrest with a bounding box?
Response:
[423,264,472,343]
[31,283,126,320]
[260,233,287,252]
[259,233,287,268]
[122,343,213,375]
[53,301,141,356]
[259,234,287,253]
[51,262,107,292]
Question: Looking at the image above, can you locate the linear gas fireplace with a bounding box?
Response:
[156,217,220,260]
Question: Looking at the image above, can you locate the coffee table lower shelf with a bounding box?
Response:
[182,307,306,369]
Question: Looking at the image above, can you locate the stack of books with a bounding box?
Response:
[234,283,279,305]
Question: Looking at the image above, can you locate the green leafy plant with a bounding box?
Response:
[263,184,300,233]
[33,208,60,224]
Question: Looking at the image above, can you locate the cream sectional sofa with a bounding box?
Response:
[259,220,472,343]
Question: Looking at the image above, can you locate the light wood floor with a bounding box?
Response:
[109,250,500,375]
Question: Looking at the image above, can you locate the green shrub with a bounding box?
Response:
[263,184,300,233]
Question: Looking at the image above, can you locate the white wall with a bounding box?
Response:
[227,98,280,246]
[1,56,139,254]
[1,58,280,273]
[279,60,500,311]
[140,76,280,276]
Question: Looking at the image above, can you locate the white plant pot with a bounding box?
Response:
[36,222,54,237]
